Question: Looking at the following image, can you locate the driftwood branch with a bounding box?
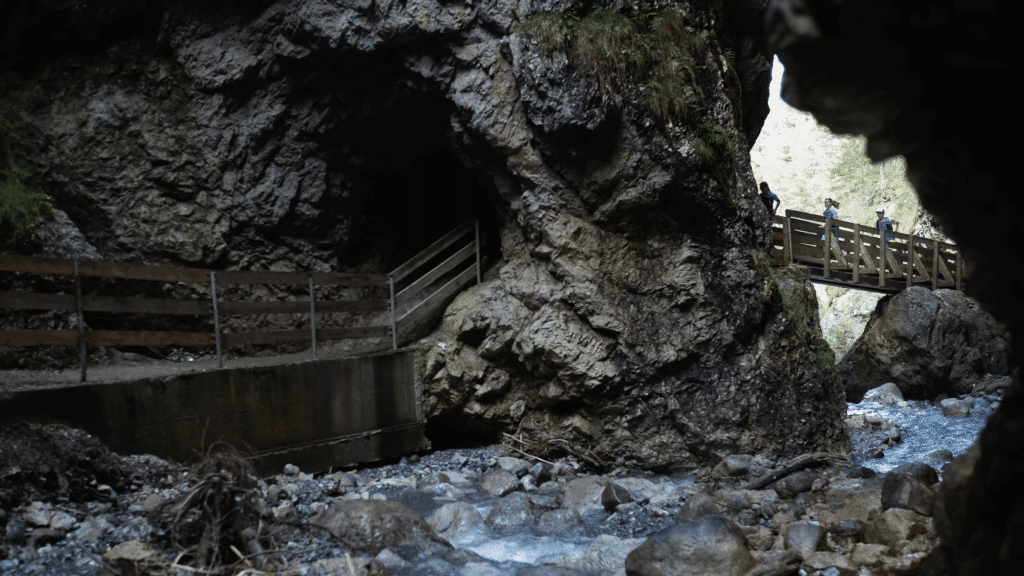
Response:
[742,452,851,490]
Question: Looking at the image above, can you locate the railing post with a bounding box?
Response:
[784,216,793,266]
[906,233,915,288]
[74,260,86,383]
[823,219,832,279]
[309,273,317,359]
[950,249,958,289]
[388,275,397,351]
[474,219,482,285]
[879,232,886,288]
[931,240,939,290]
[852,224,861,283]
[210,270,223,368]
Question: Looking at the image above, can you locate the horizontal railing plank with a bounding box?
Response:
[397,241,476,307]
[317,299,389,313]
[1,329,79,347]
[390,219,475,283]
[318,326,391,340]
[218,300,309,316]
[311,271,388,287]
[80,260,209,284]
[86,331,213,346]
[1,291,77,311]
[0,254,76,276]
[222,330,310,347]
[1,292,211,315]
[397,264,477,334]
[216,270,309,286]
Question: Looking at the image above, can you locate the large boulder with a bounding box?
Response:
[310,499,450,554]
[839,287,1011,401]
[624,515,757,576]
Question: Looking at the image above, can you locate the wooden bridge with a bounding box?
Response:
[770,210,963,293]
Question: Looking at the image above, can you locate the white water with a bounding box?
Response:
[848,396,998,473]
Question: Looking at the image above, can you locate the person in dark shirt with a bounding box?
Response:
[759,182,780,216]
[875,208,898,242]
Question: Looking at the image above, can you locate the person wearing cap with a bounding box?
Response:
[875,208,898,242]
[759,182,780,216]
[822,198,840,240]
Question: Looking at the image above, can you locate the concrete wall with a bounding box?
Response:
[0,349,429,476]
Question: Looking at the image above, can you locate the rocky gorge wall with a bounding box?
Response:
[766,0,1021,572]
[2,0,849,471]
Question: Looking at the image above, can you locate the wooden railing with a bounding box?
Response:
[770,209,962,292]
[1,219,484,380]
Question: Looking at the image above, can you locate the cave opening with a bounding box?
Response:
[303,50,504,275]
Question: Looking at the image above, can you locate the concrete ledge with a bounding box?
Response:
[0,349,429,475]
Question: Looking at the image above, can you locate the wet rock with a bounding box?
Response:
[940,398,971,418]
[551,534,644,574]
[601,482,632,512]
[865,508,930,547]
[528,462,554,484]
[485,492,540,532]
[891,462,939,487]
[861,382,905,405]
[310,499,450,554]
[927,449,953,462]
[827,519,866,538]
[25,502,52,527]
[427,502,485,542]
[784,521,824,559]
[48,511,76,530]
[839,288,1011,401]
[527,489,563,510]
[496,457,530,477]
[768,470,818,498]
[479,470,520,497]
[27,527,64,547]
[625,515,757,576]
[846,465,876,479]
[675,492,722,523]
[713,454,754,479]
[538,508,583,534]
[282,463,300,476]
[562,477,608,514]
[881,473,936,516]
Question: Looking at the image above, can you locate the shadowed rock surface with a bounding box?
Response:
[766,0,1021,573]
[2,0,848,471]
[839,287,1011,402]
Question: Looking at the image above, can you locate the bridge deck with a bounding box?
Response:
[770,210,962,293]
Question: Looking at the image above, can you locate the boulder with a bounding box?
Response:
[864,508,930,547]
[713,454,755,479]
[784,521,825,559]
[768,470,818,498]
[485,492,540,532]
[675,493,722,523]
[310,499,450,554]
[561,477,608,514]
[427,502,486,542]
[839,288,1011,401]
[601,482,632,512]
[940,398,971,418]
[881,473,935,516]
[625,515,757,576]
[891,462,939,487]
[537,508,582,534]
[861,383,905,405]
[479,470,521,497]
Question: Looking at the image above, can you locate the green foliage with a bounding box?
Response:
[519,6,721,133]
[1,73,52,244]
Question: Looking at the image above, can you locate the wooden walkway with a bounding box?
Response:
[770,210,962,293]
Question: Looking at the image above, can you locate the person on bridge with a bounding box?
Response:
[822,198,840,240]
[759,182,780,216]
[875,208,898,242]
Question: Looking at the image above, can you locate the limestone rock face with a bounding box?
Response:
[839,287,1011,402]
[766,1,1021,572]
[4,1,847,469]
